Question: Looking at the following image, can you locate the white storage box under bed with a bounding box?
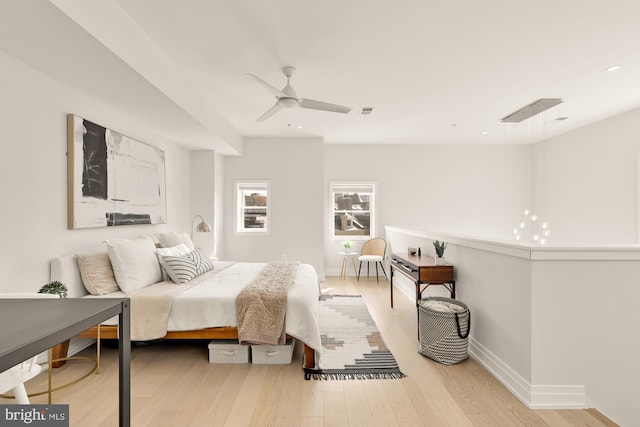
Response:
[208,340,250,364]
[251,339,296,365]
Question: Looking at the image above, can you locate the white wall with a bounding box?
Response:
[323,143,532,275]
[213,151,225,258]
[0,51,192,293]
[221,137,325,277]
[220,140,534,278]
[220,141,533,277]
[532,107,640,244]
[190,150,216,255]
[296,105,640,274]
[219,106,640,276]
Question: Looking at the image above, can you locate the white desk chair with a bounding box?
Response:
[0,356,42,404]
[0,293,58,404]
[357,238,388,283]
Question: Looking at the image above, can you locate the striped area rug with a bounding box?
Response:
[304,294,406,380]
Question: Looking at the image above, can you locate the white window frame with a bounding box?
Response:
[330,181,377,241]
[235,180,271,235]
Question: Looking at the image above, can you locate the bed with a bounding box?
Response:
[49,236,321,369]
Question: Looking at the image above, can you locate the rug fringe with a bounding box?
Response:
[319,294,361,300]
[304,371,406,381]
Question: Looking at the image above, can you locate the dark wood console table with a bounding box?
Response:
[390,252,455,308]
[0,298,130,427]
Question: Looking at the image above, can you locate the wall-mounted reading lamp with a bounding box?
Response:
[191,215,212,239]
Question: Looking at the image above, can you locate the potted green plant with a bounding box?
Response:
[38,281,68,298]
[343,240,352,253]
[433,240,448,265]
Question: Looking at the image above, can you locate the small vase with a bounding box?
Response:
[435,256,445,265]
[344,247,351,253]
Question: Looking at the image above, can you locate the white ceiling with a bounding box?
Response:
[3,0,640,153]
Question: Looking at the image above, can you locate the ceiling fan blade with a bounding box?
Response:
[299,98,351,114]
[256,103,283,122]
[245,74,286,98]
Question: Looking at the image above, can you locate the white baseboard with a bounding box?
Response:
[468,338,531,405]
[392,275,417,301]
[529,384,587,409]
[469,338,587,409]
[324,267,357,278]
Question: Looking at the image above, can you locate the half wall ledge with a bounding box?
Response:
[385,225,638,427]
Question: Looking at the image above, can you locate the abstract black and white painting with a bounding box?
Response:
[67,114,167,229]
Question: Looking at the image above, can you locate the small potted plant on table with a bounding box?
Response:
[433,240,448,265]
[343,240,352,253]
[38,281,68,298]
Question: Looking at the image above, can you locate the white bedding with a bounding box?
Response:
[52,258,322,353]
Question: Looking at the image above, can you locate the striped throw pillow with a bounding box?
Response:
[161,249,215,284]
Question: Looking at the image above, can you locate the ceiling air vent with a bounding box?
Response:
[501,98,563,123]
[360,106,374,115]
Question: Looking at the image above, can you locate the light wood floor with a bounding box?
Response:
[16,276,617,426]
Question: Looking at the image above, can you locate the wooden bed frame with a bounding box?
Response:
[54,325,316,369]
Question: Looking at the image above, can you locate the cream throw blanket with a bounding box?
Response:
[236,261,300,345]
[130,281,196,341]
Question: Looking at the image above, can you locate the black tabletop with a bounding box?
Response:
[0,298,127,372]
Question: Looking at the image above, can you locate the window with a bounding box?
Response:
[236,181,270,234]
[331,182,376,240]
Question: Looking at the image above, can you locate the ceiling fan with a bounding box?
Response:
[246,66,352,122]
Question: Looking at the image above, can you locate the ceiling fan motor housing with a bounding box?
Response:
[278,97,298,108]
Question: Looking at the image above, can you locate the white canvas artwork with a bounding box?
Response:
[67,114,167,229]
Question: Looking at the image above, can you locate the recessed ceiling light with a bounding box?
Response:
[481,131,488,135]
[606,64,622,72]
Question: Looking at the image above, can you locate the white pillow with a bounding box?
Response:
[156,244,191,280]
[156,232,195,251]
[107,236,162,294]
[160,249,215,284]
